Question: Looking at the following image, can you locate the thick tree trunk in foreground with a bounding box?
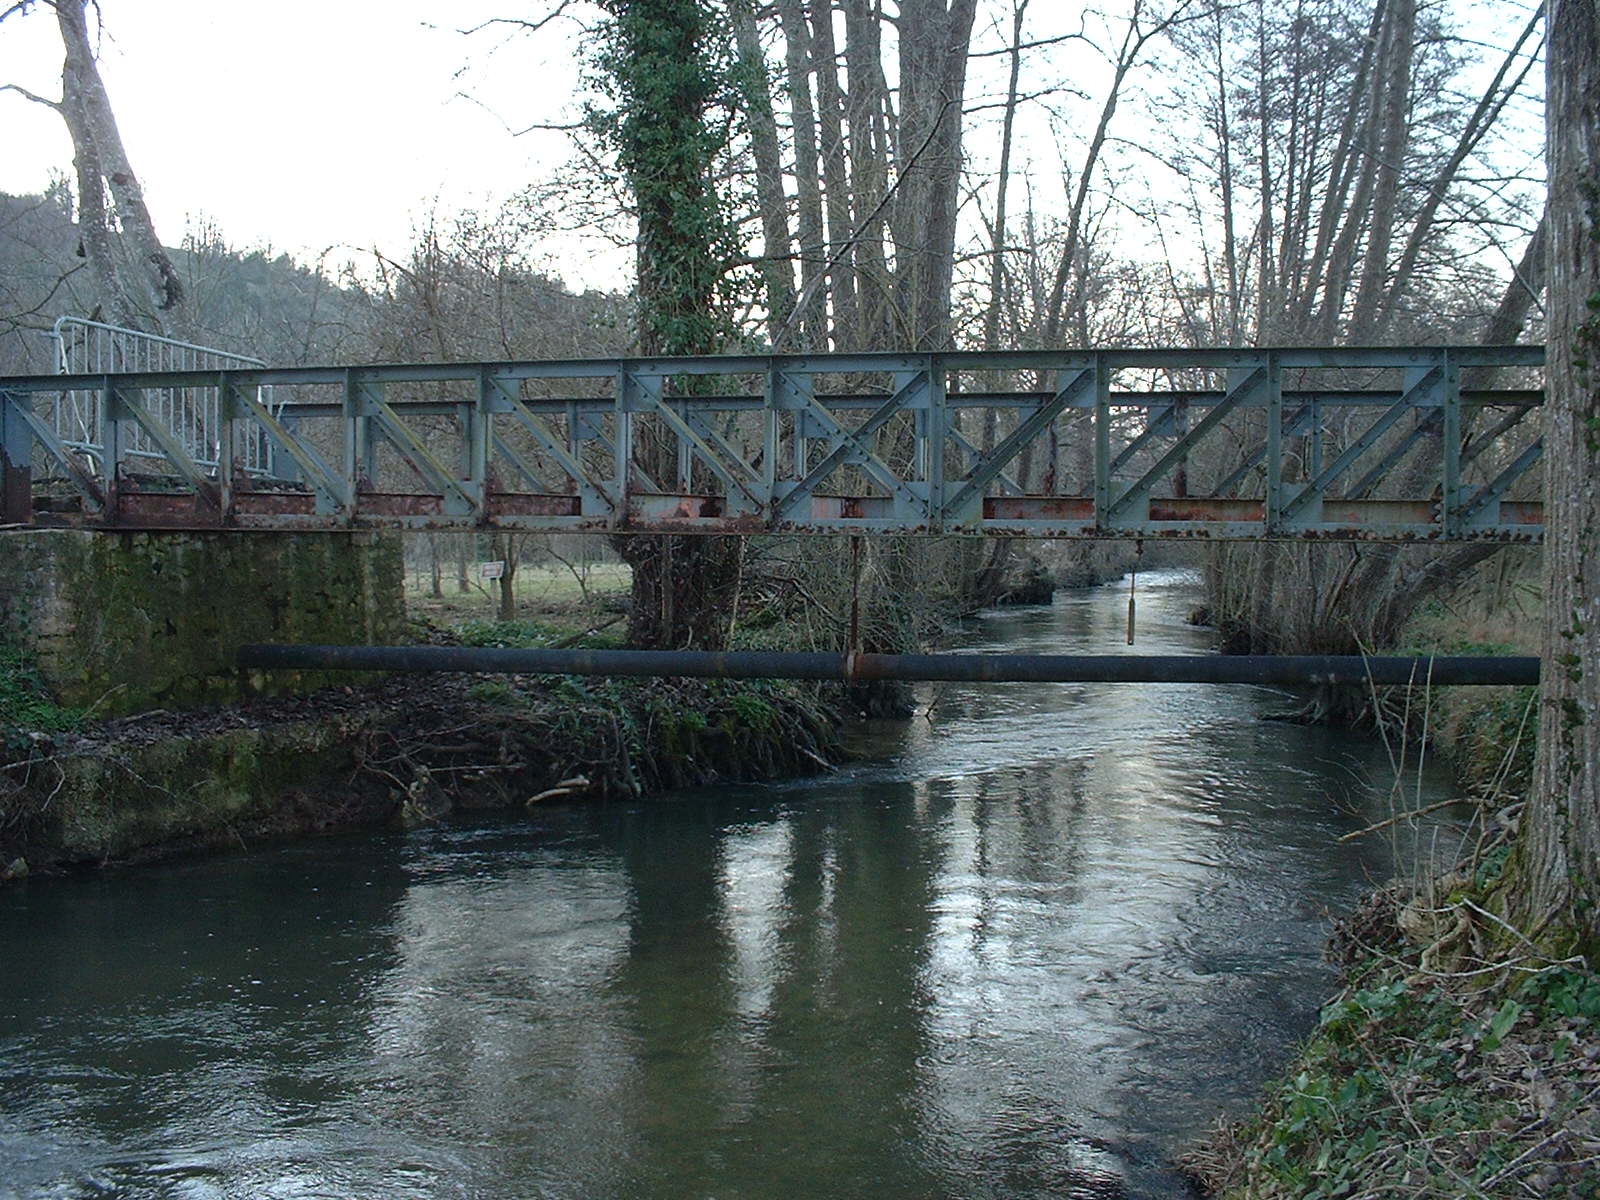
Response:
[1520,0,1600,948]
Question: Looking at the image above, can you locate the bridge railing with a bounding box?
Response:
[47,316,279,477]
[0,346,1545,541]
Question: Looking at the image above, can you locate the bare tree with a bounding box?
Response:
[732,0,797,338]
[2,1,184,328]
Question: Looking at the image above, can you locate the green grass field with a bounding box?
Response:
[404,560,632,628]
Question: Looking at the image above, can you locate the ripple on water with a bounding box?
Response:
[0,571,1465,1200]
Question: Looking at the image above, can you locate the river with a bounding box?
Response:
[0,569,1466,1199]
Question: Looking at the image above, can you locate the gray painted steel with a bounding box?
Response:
[4,345,1545,540]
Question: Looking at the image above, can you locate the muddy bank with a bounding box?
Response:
[0,672,838,875]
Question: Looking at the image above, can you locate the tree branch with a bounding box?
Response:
[0,82,61,110]
[452,5,576,39]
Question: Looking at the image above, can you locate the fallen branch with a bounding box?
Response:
[1337,797,1467,842]
[526,774,591,806]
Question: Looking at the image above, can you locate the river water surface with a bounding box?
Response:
[0,570,1465,1199]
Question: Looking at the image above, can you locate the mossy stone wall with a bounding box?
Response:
[0,529,404,715]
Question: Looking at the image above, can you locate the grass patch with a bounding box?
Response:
[405,562,632,625]
[0,645,83,748]
[457,618,559,649]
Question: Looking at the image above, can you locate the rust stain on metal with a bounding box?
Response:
[488,493,583,517]
[1147,497,1264,522]
[985,496,1095,520]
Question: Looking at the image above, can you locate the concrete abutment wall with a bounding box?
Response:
[0,529,405,716]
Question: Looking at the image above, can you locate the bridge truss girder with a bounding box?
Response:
[0,346,1544,542]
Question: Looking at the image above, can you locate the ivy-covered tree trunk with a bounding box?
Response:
[598,0,743,650]
[1518,0,1600,949]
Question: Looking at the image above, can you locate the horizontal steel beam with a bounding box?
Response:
[0,345,1545,395]
[18,489,1545,540]
[239,644,1541,686]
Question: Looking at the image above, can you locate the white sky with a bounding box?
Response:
[0,0,608,281]
[0,0,1545,299]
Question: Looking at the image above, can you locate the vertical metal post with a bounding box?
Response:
[217,375,238,525]
[468,373,491,515]
[1264,354,1283,532]
[1308,398,1323,480]
[1093,355,1110,528]
[1172,397,1190,498]
[102,379,122,523]
[1,391,33,526]
[790,369,807,480]
[614,369,632,525]
[1440,350,1461,538]
[342,371,360,493]
[360,382,380,485]
[675,392,692,493]
[761,362,778,502]
[928,359,948,525]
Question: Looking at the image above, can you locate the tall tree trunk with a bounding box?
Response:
[1041,0,1169,346]
[58,71,127,324]
[1298,0,1384,336]
[892,0,977,351]
[1347,0,1415,340]
[1518,0,1600,948]
[843,0,892,349]
[1375,8,1544,330]
[776,0,827,348]
[496,532,519,621]
[55,0,183,326]
[1254,0,1275,340]
[1314,0,1389,338]
[1212,7,1241,341]
[983,0,1029,354]
[810,0,858,346]
[732,0,796,339]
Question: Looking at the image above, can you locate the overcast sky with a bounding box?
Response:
[0,0,606,279]
[0,0,1544,298]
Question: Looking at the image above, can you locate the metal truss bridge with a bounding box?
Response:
[1,345,1544,542]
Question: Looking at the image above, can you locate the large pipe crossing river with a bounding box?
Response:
[0,570,1465,1198]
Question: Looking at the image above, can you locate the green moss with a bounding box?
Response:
[36,722,344,860]
[0,530,405,716]
[1431,685,1539,797]
[1226,964,1516,1197]
[0,643,84,748]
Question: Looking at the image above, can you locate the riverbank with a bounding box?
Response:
[1185,592,1600,1197]
[1185,834,1600,1197]
[0,667,838,876]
